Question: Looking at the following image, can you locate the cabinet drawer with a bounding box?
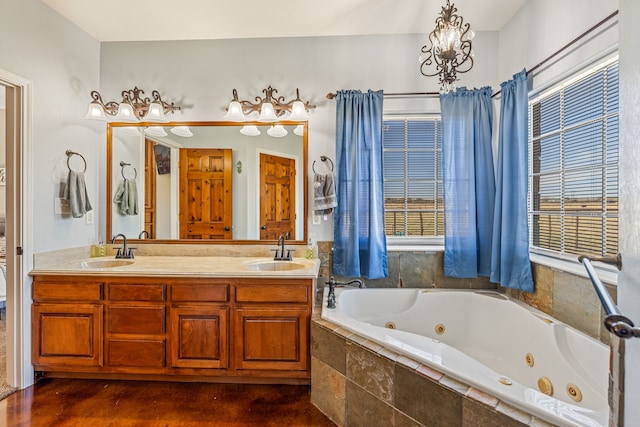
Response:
[108,283,166,302]
[108,339,165,367]
[108,305,165,335]
[172,284,229,302]
[33,282,103,301]
[235,285,309,303]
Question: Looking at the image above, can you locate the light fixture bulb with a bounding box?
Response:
[114,102,139,122]
[223,100,248,121]
[240,125,261,136]
[144,101,169,122]
[267,124,288,137]
[258,102,278,122]
[145,126,168,137]
[288,100,309,121]
[170,126,193,137]
[84,102,109,121]
[293,124,304,136]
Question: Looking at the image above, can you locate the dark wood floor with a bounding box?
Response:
[0,378,337,426]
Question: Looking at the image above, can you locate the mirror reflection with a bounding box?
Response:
[107,122,307,243]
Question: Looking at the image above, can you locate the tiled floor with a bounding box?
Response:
[0,378,337,426]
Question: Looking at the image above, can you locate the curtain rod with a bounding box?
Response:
[492,9,618,98]
[326,91,440,100]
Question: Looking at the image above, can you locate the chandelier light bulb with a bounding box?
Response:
[258,102,278,122]
[145,101,169,122]
[84,102,109,121]
[223,100,248,121]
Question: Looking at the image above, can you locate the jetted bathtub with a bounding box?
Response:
[321,287,609,427]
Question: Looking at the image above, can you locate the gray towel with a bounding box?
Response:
[64,170,92,218]
[113,179,138,215]
[314,172,337,216]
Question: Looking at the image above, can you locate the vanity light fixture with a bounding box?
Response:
[223,86,316,122]
[419,0,475,93]
[84,86,181,122]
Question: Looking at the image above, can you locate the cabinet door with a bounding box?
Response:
[171,305,229,369]
[234,308,308,371]
[32,303,103,367]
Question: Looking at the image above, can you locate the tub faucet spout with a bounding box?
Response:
[326,276,366,309]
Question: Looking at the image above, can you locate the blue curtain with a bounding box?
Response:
[491,70,534,292]
[333,90,388,279]
[440,87,495,278]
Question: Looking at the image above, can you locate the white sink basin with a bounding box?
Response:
[243,261,307,271]
[78,259,135,269]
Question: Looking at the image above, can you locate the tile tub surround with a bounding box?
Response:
[310,313,556,427]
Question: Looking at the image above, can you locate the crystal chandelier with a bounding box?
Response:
[419,0,475,93]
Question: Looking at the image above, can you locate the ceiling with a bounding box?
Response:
[42,0,527,42]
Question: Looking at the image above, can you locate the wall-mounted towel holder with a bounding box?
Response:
[119,161,138,180]
[65,150,87,173]
[313,155,334,174]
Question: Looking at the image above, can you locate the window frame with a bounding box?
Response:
[527,55,619,283]
[382,114,444,250]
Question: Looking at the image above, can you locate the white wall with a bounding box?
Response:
[618,1,640,423]
[498,0,618,90]
[99,32,499,242]
[0,0,102,253]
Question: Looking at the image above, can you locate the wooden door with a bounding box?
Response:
[180,149,233,239]
[144,139,156,238]
[259,153,295,240]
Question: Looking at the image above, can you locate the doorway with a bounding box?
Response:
[0,69,33,391]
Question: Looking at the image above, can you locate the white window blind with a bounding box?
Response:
[529,60,619,257]
[383,117,444,237]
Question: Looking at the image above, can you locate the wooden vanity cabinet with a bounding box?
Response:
[32,279,104,369]
[106,281,167,371]
[31,274,314,383]
[169,281,230,370]
[234,280,310,372]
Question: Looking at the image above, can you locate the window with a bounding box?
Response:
[383,117,444,239]
[529,59,618,257]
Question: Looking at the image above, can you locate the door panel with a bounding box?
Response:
[260,153,295,240]
[180,149,233,239]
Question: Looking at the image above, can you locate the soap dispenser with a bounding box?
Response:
[305,233,318,259]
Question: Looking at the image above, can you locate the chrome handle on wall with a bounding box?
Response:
[579,253,640,339]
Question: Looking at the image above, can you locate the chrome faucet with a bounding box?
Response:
[112,233,134,259]
[138,230,149,239]
[326,276,366,309]
[274,234,292,261]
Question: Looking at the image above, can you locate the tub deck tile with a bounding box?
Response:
[465,387,499,408]
[346,342,394,404]
[416,364,444,382]
[496,402,533,425]
[395,364,462,427]
[311,357,346,427]
[311,322,347,375]
[439,375,471,395]
[397,355,421,371]
[462,398,528,427]
[346,381,395,427]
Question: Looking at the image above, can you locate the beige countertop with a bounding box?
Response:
[30,256,321,279]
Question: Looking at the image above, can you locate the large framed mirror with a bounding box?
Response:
[107,121,308,244]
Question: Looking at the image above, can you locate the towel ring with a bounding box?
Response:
[119,161,138,180]
[65,150,87,173]
[313,155,334,174]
